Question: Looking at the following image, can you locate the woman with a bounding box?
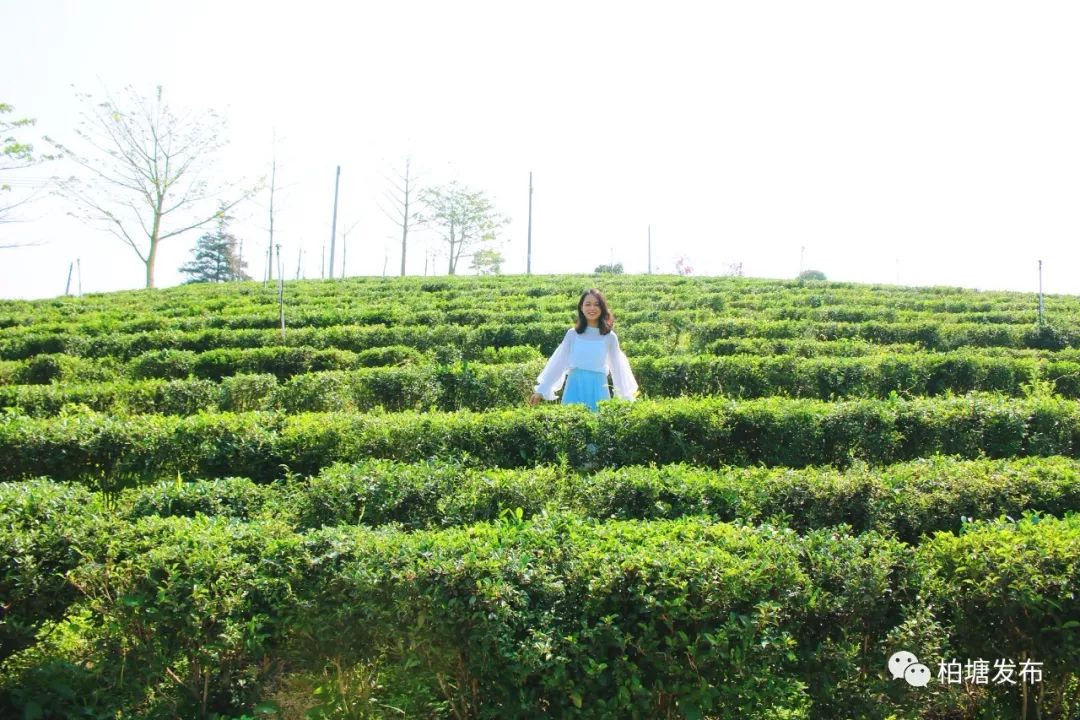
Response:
[528,288,638,411]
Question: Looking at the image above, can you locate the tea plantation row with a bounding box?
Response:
[6,394,1080,488]
[9,352,1080,418]
[5,317,1080,361]
[14,340,1080,386]
[4,275,1076,329]
[2,488,1077,719]
[0,301,1057,334]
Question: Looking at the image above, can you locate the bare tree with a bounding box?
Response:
[377,156,420,276]
[48,85,258,288]
[252,130,295,285]
[341,218,360,278]
[267,145,278,283]
[416,181,509,275]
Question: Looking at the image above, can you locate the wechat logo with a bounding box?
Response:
[889,650,931,688]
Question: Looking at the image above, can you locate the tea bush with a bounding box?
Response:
[0,479,110,659]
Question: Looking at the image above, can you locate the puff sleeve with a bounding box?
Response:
[534,329,573,400]
[606,331,638,400]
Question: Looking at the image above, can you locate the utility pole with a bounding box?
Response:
[277,243,285,337]
[328,165,341,279]
[1038,259,1045,325]
[799,245,806,276]
[296,248,303,281]
[267,153,277,283]
[647,225,651,274]
[65,262,73,296]
[527,171,533,274]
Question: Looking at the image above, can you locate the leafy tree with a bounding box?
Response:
[1,102,54,240]
[48,85,258,288]
[416,181,508,275]
[470,248,503,275]
[594,263,624,274]
[179,206,250,283]
[798,269,827,281]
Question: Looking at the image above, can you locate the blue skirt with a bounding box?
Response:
[562,368,610,412]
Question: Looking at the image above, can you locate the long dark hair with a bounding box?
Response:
[575,288,614,334]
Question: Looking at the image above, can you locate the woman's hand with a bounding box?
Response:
[528,393,543,406]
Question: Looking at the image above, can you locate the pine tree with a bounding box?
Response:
[179,208,250,283]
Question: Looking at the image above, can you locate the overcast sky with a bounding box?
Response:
[2,0,1079,300]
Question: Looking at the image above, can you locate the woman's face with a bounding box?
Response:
[581,294,602,322]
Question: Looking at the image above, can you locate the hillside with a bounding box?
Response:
[2,274,1079,719]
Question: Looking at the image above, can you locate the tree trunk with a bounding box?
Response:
[447,220,456,275]
[146,240,158,288]
[147,201,164,289]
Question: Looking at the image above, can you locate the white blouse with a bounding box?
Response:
[534,326,639,401]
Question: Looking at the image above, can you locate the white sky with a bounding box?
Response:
[1,0,1079,300]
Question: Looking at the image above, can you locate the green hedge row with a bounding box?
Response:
[11,339,1080,389]
[705,337,925,357]
[0,344,544,386]
[9,352,1080,418]
[692,318,1080,351]
[0,321,582,360]
[2,511,1076,718]
[0,361,541,416]
[124,343,539,381]
[635,352,1055,399]
[6,315,1080,362]
[4,394,1080,485]
[108,455,1080,544]
[5,453,1073,660]
[0,303,1049,345]
[0,353,123,386]
[128,344,425,379]
[704,341,1080,362]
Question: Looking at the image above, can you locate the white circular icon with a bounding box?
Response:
[904,663,931,687]
[888,650,919,680]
